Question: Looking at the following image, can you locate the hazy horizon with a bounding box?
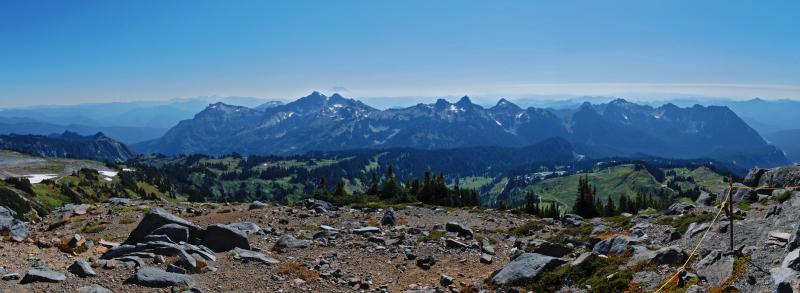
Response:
[2,1,799,107]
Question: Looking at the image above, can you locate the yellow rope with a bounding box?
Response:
[654,183,799,292]
[654,186,732,292]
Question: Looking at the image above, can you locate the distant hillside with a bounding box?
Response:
[135,92,786,169]
[0,131,135,162]
[764,129,800,163]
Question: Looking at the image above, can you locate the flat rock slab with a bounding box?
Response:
[232,247,280,264]
[21,267,66,284]
[275,234,311,249]
[490,253,566,285]
[127,267,193,288]
[76,284,112,293]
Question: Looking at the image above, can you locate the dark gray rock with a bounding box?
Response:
[480,253,493,264]
[165,264,187,274]
[481,239,495,255]
[445,222,474,238]
[76,284,112,293]
[0,206,28,241]
[106,197,131,205]
[758,166,800,188]
[352,226,381,234]
[297,199,338,213]
[696,250,734,287]
[695,191,714,206]
[249,201,267,210]
[649,246,687,266]
[528,240,572,257]
[665,202,695,215]
[591,235,640,256]
[2,273,20,281]
[743,168,768,187]
[439,275,454,286]
[127,267,193,287]
[771,267,796,293]
[232,247,279,264]
[782,249,800,271]
[489,253,567,285]
[445,238,468,249]
[150,223,190,243]
[202,224,250,252]
[380,208,397,226]
[788,224,800,251]
[20,267,66,284]
[275,234,311,249]
[562,214,583,227]
[416,255,436,270]
[68,260,96,277]
[686,222,710,238]
[124,208,201,245]
[718,187,757,203]
[227,222,261,234]
[664,231,682,242]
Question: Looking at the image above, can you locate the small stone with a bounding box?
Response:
[69,260,97,277]
[480,253,493,264]
[439,275,454,286]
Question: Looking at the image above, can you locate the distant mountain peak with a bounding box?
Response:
[491,98,521,111]
[456,96,472,105]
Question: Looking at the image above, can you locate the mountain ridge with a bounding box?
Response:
[134,92,787,168]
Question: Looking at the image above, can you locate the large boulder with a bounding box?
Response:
[758,166,800,188]
[562,214,583,227]
[789,224,800,251]
[717,187,757,203]
[527,240,572,257]
[202,224,250,252]
[649,246,687,266]
[275,234,311,249]
[743,168,768,187]
[381,208,397,226]
[489,253,566,286]
[149,224,189,243]
[124,208,201,244]
[297,199,338,213]
[771,267,797,293]
[445,222,474,238]
[592,235,640,256]
[665,203,694,215]
[696,250,734,287]
[227,222,261,234]
[126,267,193,288]
[695,191,714,206]
[0,206,28,241]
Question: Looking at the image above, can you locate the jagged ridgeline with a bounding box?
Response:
[134,92,788,169]
[0,131,135,162]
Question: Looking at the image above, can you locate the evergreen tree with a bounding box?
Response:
[604,196,616,217]
[367,172,379,195]
[334,179,348,197]
[380,164,401,199]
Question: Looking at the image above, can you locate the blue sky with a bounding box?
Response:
[1,0,799,106]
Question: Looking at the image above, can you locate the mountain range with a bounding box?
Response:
[0,131,135,162]
[0,97,280,144]
[134,92,787,168]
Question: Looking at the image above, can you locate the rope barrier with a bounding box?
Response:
[654,186,732,292]
[654,183,800,292]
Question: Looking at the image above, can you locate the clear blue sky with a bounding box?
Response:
[1,0,799,106]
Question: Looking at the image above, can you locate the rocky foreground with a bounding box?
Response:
[1,166,800,292]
